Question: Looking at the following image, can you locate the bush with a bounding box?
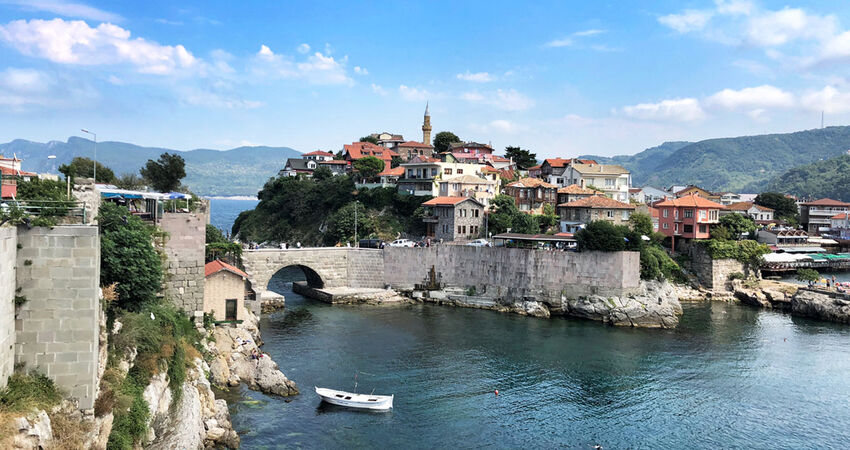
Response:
[576,220,627,252]
[98,203,163,311]
[796,268,820,283]
[698,239,770,266]
[0,371,62,413]
[728,272,746,281]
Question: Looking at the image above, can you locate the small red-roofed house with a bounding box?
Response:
[204,259,250,321]
[655,194,725,243]
[421,196,484,241]
[801,198,850,235]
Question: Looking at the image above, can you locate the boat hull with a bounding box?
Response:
[315,387,393,410]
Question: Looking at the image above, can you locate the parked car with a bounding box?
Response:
[358,239,384,249]
[389,239,416,247]
[466,238,492,247]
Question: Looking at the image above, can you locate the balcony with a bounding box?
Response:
[422,215,439,223]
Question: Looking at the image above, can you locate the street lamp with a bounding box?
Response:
[80,129,97,182]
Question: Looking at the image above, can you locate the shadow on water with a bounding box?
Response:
[314,401,394,416]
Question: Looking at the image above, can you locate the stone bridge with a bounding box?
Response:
[242,246,640,305]
[242,248,385,298]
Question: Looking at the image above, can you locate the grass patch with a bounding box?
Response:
[0,371,64,449]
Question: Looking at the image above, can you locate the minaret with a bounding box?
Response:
[422,101,432,146]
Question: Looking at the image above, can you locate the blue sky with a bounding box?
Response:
[2,1,850,158]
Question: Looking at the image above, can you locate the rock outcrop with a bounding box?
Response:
[10,410,52,449]
[564,280,682,328]
[791,288,850,324]
[207,309,298,396]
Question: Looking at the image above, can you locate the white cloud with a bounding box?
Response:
[489,119,521,133]
[370,83,387,96]
[253,45,352,85]
[0,0,123,22]
[461,89,534,111]
[353,66,368,75]
[545,29,607,48]
[746,8,836,47]
[179,86,263,109]
[620,98,705,122]
[0,67,97,109]
[398,84,430,101]
[800,86,850,114]
[706,85,795,110]
[658,10,713,33]
[297,43,310,54]
[747,108,768,122]
[155,18,183,26]
[456,71,494,82]
[714,0,754,16]
[0,19,197,74]
[107,74,124,85]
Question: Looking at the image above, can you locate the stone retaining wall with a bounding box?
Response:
[688,245,745,290]
[14,226,100,409]
[160,213,205,314]
[0,227,16,388]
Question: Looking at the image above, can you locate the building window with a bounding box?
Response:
[444,168,453,175]
[663,209,668,218]
[684,224,693,233]
[684,209,693,218]
[606,210,614,218]
[674,209,679,219]
[699,224,706,233]
[674,223,679,232]
[622,211,629,220]
[457,169,464,174]
[663,223,668,229]
[431,168,438,177]
[699,210,706,220]
[462,226,466,234]
[605,178,615,187]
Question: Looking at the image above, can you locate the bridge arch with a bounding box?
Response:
[269,264,325,289]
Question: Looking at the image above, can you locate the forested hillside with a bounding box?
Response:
[766,153,850,201]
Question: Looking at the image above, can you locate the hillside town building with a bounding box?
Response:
[722,201,774,222]
[343,141,399,170]
[204,259,250,322]
[0,155,36,199]
[421,196,484,242]
[557,184,602,205]
[562,162,631,202]
[438,174,499,205]
[504,178,557,213]
[540,158,597,186]
[655,194,725,243]
[557,195,635,233]
[800,198,850,235]
[397,156,485,196]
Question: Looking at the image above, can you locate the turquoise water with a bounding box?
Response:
[221,274,850,449]
[208,198,258,235]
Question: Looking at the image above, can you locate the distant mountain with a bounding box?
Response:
[0,137,301,196]
[765,153,850,201]
[579,126,850,192]
[580,141,691,180]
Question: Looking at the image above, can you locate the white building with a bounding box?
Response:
[563,163,631,202]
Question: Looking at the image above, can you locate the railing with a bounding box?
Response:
[2,200,87,223]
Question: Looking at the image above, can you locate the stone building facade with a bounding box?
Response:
[422,196,484,242]
[204,260,248,321]
[160,212,206,314]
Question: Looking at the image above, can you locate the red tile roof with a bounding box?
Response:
[490,155,510,162]
[318,160,349,165]
[396,141,433,148]
[557,184,600,195]
[481,166,499,173]
[422,196,480,206]
[303,150,334,156]
[655,193,726,209]
[803,198,850,206]
[831,212,850,220]
[0,166,36,176]
[343,142,399,160]
[377,166,404,177]
[205,259,249,279]
[506,177,557,189]
[726,201,773,212]
[544,157,597,167]
[557,195,635,209]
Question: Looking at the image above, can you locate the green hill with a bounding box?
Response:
[0,137,301,196]
[582,126,850,192]
[765,153,850,201]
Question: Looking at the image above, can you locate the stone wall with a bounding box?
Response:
[160,213,206,314]
[0,227,16,388]
[71,178,101,225]
[689,245,745,290]
[346,249,384,289]
[384,246,640,302]
[14,226,100,409]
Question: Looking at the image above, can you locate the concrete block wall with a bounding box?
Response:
[160,213,206,313]
[14,226,100,410]
[0,227,16,388]
[384,246,640,301]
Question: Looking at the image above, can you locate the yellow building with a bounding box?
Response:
[204,259,250,322]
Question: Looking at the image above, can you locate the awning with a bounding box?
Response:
[775,246,826,253]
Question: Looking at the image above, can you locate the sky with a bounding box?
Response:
[3,1,850,158]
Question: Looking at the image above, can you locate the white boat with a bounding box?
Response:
[314,386,393,411]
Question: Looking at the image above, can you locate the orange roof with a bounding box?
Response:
[557,195,635,209]
[831,213,850,220]
[422,196,481,206]
[490,155,510,162]
[655,193,725,209]
[481,166,499,173]
[726,201,773,212]
[527,164,541,170]
[303,150,334,156]
[544,157,597,167]
[803,198,850,207]
[396,141,433,148]
[377,166,404,177]
[0,166,36,176]
[557,184,600,195]
[205,259,249,279]
[318,160,348,165]
[506,178,557,189]
[343,142,399,160]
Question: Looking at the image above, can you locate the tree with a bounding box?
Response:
[97,203,163,310]
[312,166,333,181]
[206,224,227,244]
[755,192,799,222]
[359,135,379,145]
[390,156,403,168]
[352,156,385,182]
[796,268,820,284]
[432,131,460,154]
[58,157,116,184]
[715,213,756,240]
[629,212,654,236]
[140,152,186,193]
[539,203,558,230]
[504,146,537,170]
[488,195,520,235]
[114,173,147,190]
[576,220,626,251]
